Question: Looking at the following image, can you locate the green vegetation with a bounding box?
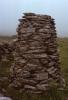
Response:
[0,37,68,100]
[58,38,68,100]
[59,38,68,79]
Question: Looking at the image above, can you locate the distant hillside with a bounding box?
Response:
[0,35,17,42]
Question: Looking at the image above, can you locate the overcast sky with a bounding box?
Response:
[0,0,68,37]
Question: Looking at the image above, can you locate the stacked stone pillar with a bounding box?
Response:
[10,13,65,94]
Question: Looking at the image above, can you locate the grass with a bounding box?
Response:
[58,38,68,84]
[58,38,68,99]
[0,37,68,100]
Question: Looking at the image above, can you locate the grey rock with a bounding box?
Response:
[0,97,12,100]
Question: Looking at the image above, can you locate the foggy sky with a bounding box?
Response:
[0,0,68,37]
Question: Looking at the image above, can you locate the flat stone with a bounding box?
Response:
[33,53,47,58]
[47,67,57,74]
[24,85,36,90]
[21,79,37,85]
[36,84,48,91]
[38,28,49,33]
[34,72,48,81]
[25,49,45,53]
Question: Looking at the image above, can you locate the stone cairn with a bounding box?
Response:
[9,13,65,94]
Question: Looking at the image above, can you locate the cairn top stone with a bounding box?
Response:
[24,12,36,16]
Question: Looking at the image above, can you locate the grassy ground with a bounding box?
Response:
[58,38,68,83]
[0,37,68,100]
[58,38,68,100]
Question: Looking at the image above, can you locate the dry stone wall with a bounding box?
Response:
[9,13,65,94]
